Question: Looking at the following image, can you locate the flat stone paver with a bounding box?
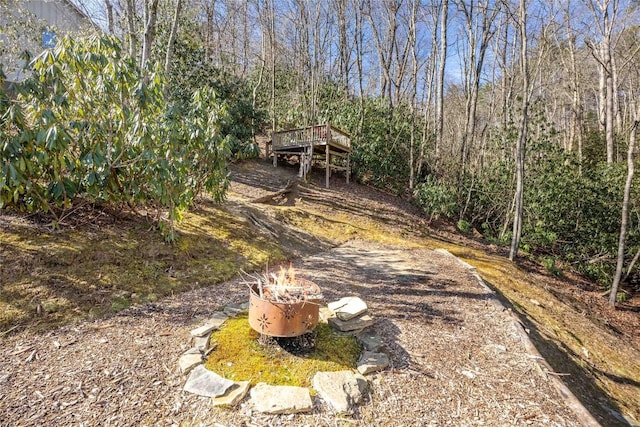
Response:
[211,381,251,406]
[250,383,313,414]
[190,312,229,337]
[357,351,389,375]
[328,313,374,332]
[178,353,202,374]
[328,297,368,321]
[193,334,210,351]
[183,365,235,398]
[357,330,384,352]
[313,371,367,414]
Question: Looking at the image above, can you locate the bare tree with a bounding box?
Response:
[104,0,114,34]
[364,0,401,102]
[495,5,516,162]
[241,0,250,78]
[353,0,366,138]
[585,0,619,164]
[509,0,529,261]
[124,0,138,59]
[408,0,419,189]
[335,0,351,96]
[434,0,448,163]
[164,0,183,74]
[611,84,640,305]
[417,1,439,178]
[564,2,585,165]
[269,0,276,132]
[141,0,159,70]
[454,0,500,174]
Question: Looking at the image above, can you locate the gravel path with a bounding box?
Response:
[0,240,581,426]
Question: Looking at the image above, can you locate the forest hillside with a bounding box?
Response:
[1,158,639,425]
[1,0,640,424]
[4,0,640,300]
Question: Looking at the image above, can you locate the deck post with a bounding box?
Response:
[325,143,330,188]
[307,144,313,180]
[298,153,305,178]
[346,152,351,184]
[272,137,277,167]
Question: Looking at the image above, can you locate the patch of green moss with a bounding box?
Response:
[205,315,362,387]
[277,206,420,249]
[0,199,290,334]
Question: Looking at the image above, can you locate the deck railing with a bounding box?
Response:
[328,126,351,150]
[272,124,351,151]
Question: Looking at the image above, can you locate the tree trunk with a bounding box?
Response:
[435,0,448,163]
[141,0,160,70]
[124,0,138,59]
[242,1,249,78]
[598,58,607,138]
[587,0,619,164]
[365,0,395,102]
[354,0,365,140]
[606,53,615,162]
[510,0,529,261]
[270,0,276,132]
[104,0,114,34]
[408,0,418,190]
[456,0,499,176]
[336,0,350,96]
[612,52,622,137]
[365,0,400,150]
[164,0,184,74]
[610,100,638,305]
[252,35,266,143]
[569,33,583,163]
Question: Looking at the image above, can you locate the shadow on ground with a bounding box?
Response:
[483,278,632,427]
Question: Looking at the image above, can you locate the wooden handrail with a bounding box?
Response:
[272,123,351,150]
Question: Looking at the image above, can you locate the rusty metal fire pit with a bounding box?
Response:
[248,272,322,337]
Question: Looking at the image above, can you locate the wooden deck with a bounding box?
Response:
[269,124,352,188]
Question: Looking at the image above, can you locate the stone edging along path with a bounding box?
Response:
[176,296,388,415]
[435,249,602,427]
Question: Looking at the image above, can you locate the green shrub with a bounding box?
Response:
[542,256,562,276]
[458,126,636,286]
[166,42,266,161]
[457,219,472,233]
[413,176,458,220]
[0,35,230,239]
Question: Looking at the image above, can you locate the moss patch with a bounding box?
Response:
[276,206,421,249]
[0,199,289,334]
[205,315,362,387]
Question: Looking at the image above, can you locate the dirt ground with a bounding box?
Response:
[0,158,638,426]
[0,241,583,426]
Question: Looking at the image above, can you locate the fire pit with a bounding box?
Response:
[248,266,322,337]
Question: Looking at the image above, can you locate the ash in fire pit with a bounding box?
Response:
[257,330,318,355]
[275,331,318,354]
[247,265,323,338]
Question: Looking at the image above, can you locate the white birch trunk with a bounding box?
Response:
[509,0,529,261]
[164,0,183,74]
[610,96,639,305]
